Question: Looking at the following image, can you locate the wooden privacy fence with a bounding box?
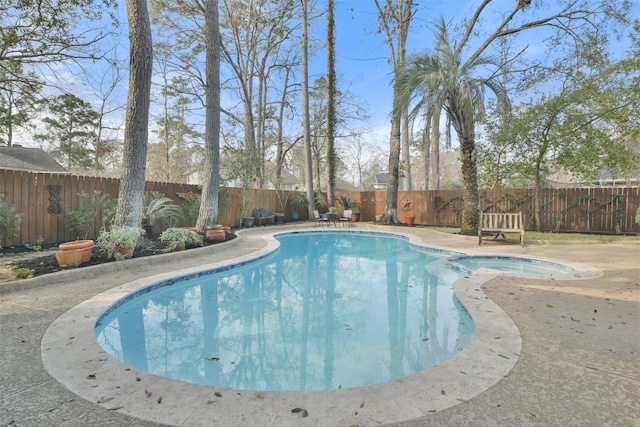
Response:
[333,187,640,235]
[0,170,303,247]
[1,170,639,247]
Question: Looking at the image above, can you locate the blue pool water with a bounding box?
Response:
[95,231,475,391]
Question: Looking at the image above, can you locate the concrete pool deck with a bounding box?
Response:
[1,224,639,426]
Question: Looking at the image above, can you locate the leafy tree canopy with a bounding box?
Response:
[34,93,100,171]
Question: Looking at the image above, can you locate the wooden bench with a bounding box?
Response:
[478,211,525,246]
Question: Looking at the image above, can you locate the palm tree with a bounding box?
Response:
[397,18,508,234]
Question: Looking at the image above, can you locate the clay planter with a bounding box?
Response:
[405,216,416,226]
[351,212,361,222]
[113,246,135,259]
[169,242,186,252]
[54,248,84,267]
[59,240,94,263]
[222,226,231,232]
[206,229,226,242]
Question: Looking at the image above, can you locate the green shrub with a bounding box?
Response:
[337,195,359,211]
[143,193,183,236]
[97,226,145,256]
[64,191,115,240]
[25,237,44,252]
[179,197,201,226]
[635,206,640,225]
[160,227,202,252]
[0,194,22,249]
[13,267,34,279]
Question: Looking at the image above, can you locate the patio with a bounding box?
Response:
[1,224,638,426]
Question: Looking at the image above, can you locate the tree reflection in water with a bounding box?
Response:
[95,232,474,391]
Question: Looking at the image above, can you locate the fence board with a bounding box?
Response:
[13,172,23,245]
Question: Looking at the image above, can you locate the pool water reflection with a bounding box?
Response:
[95,231,475,391]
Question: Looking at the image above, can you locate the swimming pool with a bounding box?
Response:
[95,231,475,391]
[45,226,605,426]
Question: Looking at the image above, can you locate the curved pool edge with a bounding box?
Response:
[40,228,537,426]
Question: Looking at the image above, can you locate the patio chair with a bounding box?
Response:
[313,209,328,227]
[340,210,352,227]
[253,208,274,226]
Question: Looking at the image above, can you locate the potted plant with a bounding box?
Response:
[54,248,85,267]
[205,225,226,242]
[337,195,360,222]
[291,190,326,221]
[290,192,307,221]
[58,239,94,263]
[160,227,203,252]
[142,194,183,239]
[97,226,145,259]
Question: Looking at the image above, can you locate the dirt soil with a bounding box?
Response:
[0,232,236,282]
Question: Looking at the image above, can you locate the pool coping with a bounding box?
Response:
[40,228,601,427]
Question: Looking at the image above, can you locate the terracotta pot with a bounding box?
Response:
[170,242,186,252]
[59,240,94,263]
[351,212,361,222]
[113,245,135,259]
[405,216,416,226]
[206,229,226,242]
[54,249,84,267]
[222,226,231,232]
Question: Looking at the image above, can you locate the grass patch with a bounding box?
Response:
[422,226,640,243]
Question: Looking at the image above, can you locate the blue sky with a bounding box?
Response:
[309,0,637,145]
[313,0,458,141]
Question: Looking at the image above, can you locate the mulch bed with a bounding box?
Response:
[3,232,236,278]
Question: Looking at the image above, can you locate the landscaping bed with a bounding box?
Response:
[1,232,236,281]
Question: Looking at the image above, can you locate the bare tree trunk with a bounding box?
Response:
[301,0,315,218]
[326,0,336,207]
[376,0,413,224]
[274,67,292,179]
[114,0,152,228]
[534,161,542,233]
[196,0,221,231]
[386,110,401,222]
